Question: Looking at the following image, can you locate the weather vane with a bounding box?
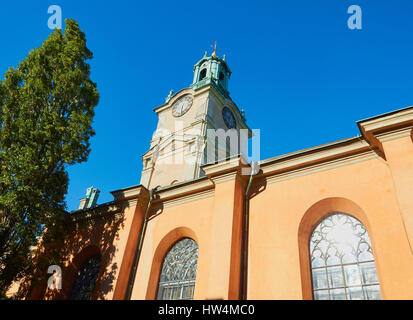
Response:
[211,41,217,57]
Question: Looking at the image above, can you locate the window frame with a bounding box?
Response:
[309,213,381,300]
[156,238,199,300]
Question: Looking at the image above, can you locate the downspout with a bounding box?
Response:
[125,145,160,300]
[240,162,258,300]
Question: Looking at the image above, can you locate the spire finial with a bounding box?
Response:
[211,41,217,57]
[165,89,174,102]
[223,54,226,61]
[241,109,246,122]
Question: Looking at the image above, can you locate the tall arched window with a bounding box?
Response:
[310,213,381,300]
[68,254,101,300]
[157,238,198,300]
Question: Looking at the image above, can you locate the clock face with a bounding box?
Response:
[222,107,236,129]
[172,95,193,117]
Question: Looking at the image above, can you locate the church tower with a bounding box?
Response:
[140,45,251,189]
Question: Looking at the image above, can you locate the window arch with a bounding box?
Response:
[310,213,381,300]
[68,254,101,300]
[156,238,198,300]
[199,69,207,81]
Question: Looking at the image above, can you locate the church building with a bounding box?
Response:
[18,48,413,300]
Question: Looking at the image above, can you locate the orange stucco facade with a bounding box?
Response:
[17,105,413,300]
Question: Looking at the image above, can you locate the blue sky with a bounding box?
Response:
[1,0,413,210]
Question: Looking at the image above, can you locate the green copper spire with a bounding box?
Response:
[191,44,232,98]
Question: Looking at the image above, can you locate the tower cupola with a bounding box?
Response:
[191,43,231,98]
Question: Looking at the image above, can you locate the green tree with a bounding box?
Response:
[0,19,99,297]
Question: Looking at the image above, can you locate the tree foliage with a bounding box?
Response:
[0,19,99,297]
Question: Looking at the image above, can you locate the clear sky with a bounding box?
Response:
[1,0,413,210]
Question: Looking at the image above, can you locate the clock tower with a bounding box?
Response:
[140,47,251,189]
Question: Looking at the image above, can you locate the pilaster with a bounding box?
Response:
[202,157,249,299]
[111,185,150,299]
[358,107,413,253]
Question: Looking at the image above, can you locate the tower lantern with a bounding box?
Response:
[191,43,232,98]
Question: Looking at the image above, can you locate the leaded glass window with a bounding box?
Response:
[157,238,198,300]
[68,254,101,300]
[310,213,382,300]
